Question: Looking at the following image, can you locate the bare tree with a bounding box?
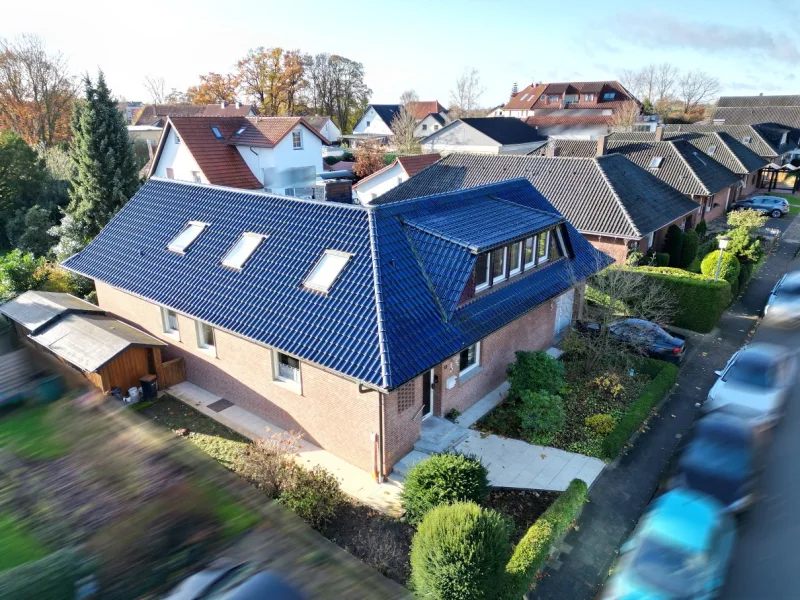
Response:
[399,89,419,106]
[143,75,167,104]
[639,64,657,103]
[619,68,644,99]
[608,101,642,131]
[165,88,190,104]
[678,69,721,114]
[654,63,680,102]
[449,68,485,119]
[390,107,421,154]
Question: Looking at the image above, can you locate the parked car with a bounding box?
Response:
[671,412,758,513]
[733,195,789,218]
[604,488,736,599]
[580,318,686,363]
[165,560,305,600]
[702,343,797,431]
[764,270,800,327]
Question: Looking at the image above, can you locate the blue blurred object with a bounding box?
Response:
[164,561,305,600]
[604,489,736,599]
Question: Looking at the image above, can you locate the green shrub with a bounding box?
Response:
[628,266,731,333]
[655,252,670,267]
[410,502,511,600]
[662,224,684,267]
[725,227,764,264]
[679,230,699,268]
[382,152,400,165]
[701,250,740,286]
[401,453,490,525]
[601,361,679,459]
[519,390,566,440]
[324,155,341,165]
[341,150,354,162]
[626,249,644,267]
[585,413,616,435]
[503,479,587,599]
[279,464,345,529]
[695,219,707,237]
[0,548,91,600]
[697,238,716,260]
[507,350,566,399]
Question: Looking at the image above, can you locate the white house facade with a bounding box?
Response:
[352,105,399,136]
[421,119,546,156]
[152,126,208,184]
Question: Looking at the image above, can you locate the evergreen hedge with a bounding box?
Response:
[628,266,731,332]
[502,479,588,599]
[601,359,679,460]
[679,230,699,268]
[663,224,685,267]
[701,250,740,287]
[0,548,90,600]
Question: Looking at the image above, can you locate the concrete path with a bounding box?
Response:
[167,382,403,515]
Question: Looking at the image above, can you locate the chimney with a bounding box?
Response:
[759,92,764,96]
[654,126,664,142]
[236,101,241,109]
[220,100,227,109]
[322,179,353,204]
[545,143,560,158]
[596,135,608,157]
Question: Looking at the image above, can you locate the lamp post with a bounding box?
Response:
[714,235,731,281]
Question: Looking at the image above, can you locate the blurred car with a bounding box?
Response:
[604,488,736,600]
[165,560,305,600]
[702,343,797,431]
[580,318,686,363]
[733,195,789,218]
[671,412,758,513]
[764,271,800,327]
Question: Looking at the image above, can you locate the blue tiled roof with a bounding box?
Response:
[63,178,610,390]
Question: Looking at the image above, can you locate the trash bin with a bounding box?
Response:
[140,374,158,400]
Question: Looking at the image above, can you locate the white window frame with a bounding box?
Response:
[195,320,216,355]
[192,171,201,183]
[548,94,560,103]
[491,246,508,284]
[458,342,481,379]
[603,92,616,100]
[161,307,180,338]
[475,252,491,292]
[304,249,352,293]
[273,350,302,393]
[221,232,266,270]
[168,221,208,254]
[537,231,551,265]
[646,231,655,249]
[292,129,303,149]
[583,93,594,101]
[509,241,523,277]
[524,236,536,268]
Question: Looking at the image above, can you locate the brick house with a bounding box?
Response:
[375,152,701,265]
[63,178,608,478]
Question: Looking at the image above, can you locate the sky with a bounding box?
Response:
[3,0,798,106]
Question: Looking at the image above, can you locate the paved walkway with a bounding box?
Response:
[167,382,403,515]
[532,214,800,599]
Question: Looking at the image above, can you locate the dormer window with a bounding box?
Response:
[304,249,351,293]
[168,221,207,254]
[210,126,223,140]
[603,92,616,100]
[583,93,595,102]
[222,232,265,270]
[548,95,560,103]
[491,247,507,283]
[648,156,664,169]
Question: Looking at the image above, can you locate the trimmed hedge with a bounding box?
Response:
[701,250,740,286]
[628,266,731,332]
[663,224,684,267]
[601,359,679,460]
[0,548,90,600]
[503,479,588,599]
[680,230,699,268]
[655,252,670,267]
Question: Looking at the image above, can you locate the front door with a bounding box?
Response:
[555,289,575,337]
[422,368,435,418]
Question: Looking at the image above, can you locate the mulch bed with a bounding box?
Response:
[485,488,560,541]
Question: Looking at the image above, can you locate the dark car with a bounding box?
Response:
[733,195,789,218]
[165,560,305,600]
[581,318,686,363]
[671,411,758,513]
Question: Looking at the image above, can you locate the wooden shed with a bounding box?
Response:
[0,291,169,394]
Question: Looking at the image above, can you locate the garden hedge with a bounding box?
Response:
[601,359,679,460]
[627,266,731,333]
[0,548,90,600]
[503,479,588,599]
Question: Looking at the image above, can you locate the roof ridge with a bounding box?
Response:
[401,226,449,322]
[714,132,747,173]
[366,210,392,389]
[591,156,641,237]
[352,159,398,189]
[668,140,711,195]
[370,174,532,210]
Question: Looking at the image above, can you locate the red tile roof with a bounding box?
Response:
[405,101,446,119]
[202,103,252,117]
[232,117,330,147]
[503,81,635,111]
[154,117,263,190]
[525,115,613,127]
[396,153,442,177]
[132,103,252,126]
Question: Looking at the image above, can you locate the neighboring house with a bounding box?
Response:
[347,102,450,144]
[352,104,402,136]
[119,101,143,124]
[421,118,547,155]
[149,116,329,196]
[713,95,800,130]
[305,116,342,143]
[405,101,450,137]
[132,102,255,127]
[354,153,441,204]
[62,177,609,477]
[376,152,701,264]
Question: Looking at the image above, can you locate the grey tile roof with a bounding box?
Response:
[719,95,800,108]
[375,153,699,239]
[529,140,597,157]
[370,104,402,127]
[712,106,800,129]
[663,124,781,158]
[460,118,546,145]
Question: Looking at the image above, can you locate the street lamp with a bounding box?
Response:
[714,235,731,281]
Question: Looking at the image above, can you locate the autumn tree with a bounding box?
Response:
[608,101,642,131]
[187,72,239,105]
[678,70,721,114]
[282,50,307,115]
[237,47,282,115]
[391,107,421,154]
[353,139,385,179]
[449,68,485,119]
[0,34,76,147]
[305,53,371,133]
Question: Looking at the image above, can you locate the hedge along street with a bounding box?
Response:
[531,214,800,600]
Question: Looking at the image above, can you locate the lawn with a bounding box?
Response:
[0,404,69,459]
[0,514,50,570]
[768,193,800,214]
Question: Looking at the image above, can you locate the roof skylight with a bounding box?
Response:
[210,126,223,139]
[648,156,664,169]
[708,145,717,155]
[235,126,247,136]
[742,136,752,143]
[304,250,351,293]
[222,232,265,270]
[168,221,207,254]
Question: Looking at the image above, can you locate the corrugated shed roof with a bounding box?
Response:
[460,118,546,145]
[375,153,699,239]
[62,178,607,389]
[0,291,104,333]
[529,140,598,157]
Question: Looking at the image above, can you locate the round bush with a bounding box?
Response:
[410,502,511,600]
[695,219,707,237]
[663,224,685,267]
[585,413,615,435]
[519,390,566,438]
[507,350,566,399]
[679,230,699,268]
[401,453,489,525]
[655,252,670,267]
[700,250,740,286]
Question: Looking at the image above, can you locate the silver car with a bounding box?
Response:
[703,343,797,431]
[765,271,800,327]
[734,195,790,218]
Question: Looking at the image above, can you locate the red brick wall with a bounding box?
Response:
[95,281,382,473]
[582,235,632,265]
[695,187,732,223]
[382,377,423,472]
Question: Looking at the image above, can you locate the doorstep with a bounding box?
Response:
[167,382,403,516]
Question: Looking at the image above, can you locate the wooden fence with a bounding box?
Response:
[161,358,186,388]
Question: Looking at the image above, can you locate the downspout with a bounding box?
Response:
[378,392,386,482]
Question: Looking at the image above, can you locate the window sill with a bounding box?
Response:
[197,346,217,358]
[273,378,302,395]
[162,330,181,342]
[458,366,482,385]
